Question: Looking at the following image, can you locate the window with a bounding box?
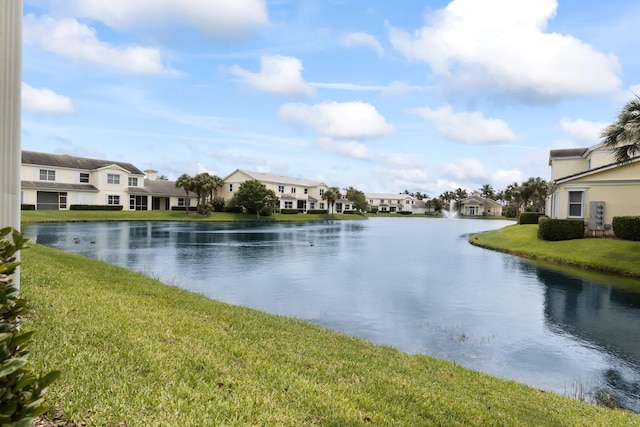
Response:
[406,200,411,204]
[284,201,293,209]
[278,185,285,193]
[107,174,120,184]
[320,202,325,209]
[319,189,324,196]
[107,195,120,205]
[304,188,308,194]
[310,202,316,209]
[229,183,233,192]
[129,195,148,211]
[39,169,55,181]
[178,198,190,207]
[381,199,385,203]
[587,158,592,170]
[369,199,373,204]
[79,173,89,183]
[568,191,584,218]
[128,177,138,187]
[59,192,67,209]
[291,187,296,194]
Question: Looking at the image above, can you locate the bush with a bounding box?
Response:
[70,205,123,211]
[280,209,299,215]
[170,206,197,211]
[504,204,517,218]
[223,206,244,214]
[0,227,60,425]
[398,211,413,215]
[20,204,35,211]
[538,218,585,241]
[369,207,379,214]
[306,210,328,215]
[612,216,640,241]
[342,210,358,215]
[519,212,546,225]
[212,198,225,212]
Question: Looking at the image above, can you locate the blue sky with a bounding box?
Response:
[21,0,640,197]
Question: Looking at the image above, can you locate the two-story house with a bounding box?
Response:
[547,142,640,232]
[221,169,334,212]
[365,193,426,214]
[21,151,195,210]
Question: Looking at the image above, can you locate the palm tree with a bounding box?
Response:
[601,95,640,163]
[480,184,495,200]
[175,173,193,215]
[322,187,342,215]
[504,182,522,218]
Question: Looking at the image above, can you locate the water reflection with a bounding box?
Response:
[22,219,640,411]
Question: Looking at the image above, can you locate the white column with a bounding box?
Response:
[0,1,23,287]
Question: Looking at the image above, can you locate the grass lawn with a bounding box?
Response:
[20,243,640,426]
[470,224,640,278]
[21,209,365,224]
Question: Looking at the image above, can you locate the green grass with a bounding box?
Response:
[470,224,640,278]
[21,210,365,224]
[20,244,640,426]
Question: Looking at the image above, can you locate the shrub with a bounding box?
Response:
[70,205,123,211]
[504,204,517,218]
[0,227,60,425]
[223,206,244,214]
[280,209,299,215]
[306,210,328,215]
[369,207,378,214]
[612,216,640,241]
[538,218,585,241]
[212,198,225,212]
[342,210,358,215]
[20,204,35,211]
[519,212,546,225]
[170,206,197,211]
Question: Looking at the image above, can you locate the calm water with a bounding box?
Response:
[24,218,640,410]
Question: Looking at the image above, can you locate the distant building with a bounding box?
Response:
[365,193,426,214]
[458,192,503,216]
[20,151,195,210]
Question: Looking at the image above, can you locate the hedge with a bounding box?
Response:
[398,211,413,215]
[342,210,359,215]
[519,212,546,224]
[223,206,244,213]
[538,217,584,241]
[307,210,328,214]
[612,216,640,241]
[280,209,299,215]
[170,206,197,211]
[70,205,123,211]
[20,204,35,210]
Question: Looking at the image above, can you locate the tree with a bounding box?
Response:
[480,184,495,200]
[601,94,640,163]
[322,187,342,215]
[346,187,368,214]
[175,173,193,215]
[228,179,278,218]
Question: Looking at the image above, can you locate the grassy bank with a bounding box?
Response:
[21,209,364,224]
[470,224,640,278]
[20,244,638,426]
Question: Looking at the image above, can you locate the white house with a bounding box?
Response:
[21,151,195,210]
[366,193,424,214]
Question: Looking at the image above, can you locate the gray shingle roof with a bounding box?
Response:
[130,179,197,197]
[549,148,588,159]
[21,181,98,192]
[22,151,145,175]
[233,169,326,187]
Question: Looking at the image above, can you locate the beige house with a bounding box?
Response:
[20,151,195,210]
[546,143,640,233]
[459,192,503,216]
[366,193,425,214]
[220,169,345,212]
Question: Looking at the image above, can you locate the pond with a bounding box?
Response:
[23,217,640,411]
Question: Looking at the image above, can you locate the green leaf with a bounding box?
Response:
[38,371,60,390]
[0,402,16,417]
[0,358,28,377]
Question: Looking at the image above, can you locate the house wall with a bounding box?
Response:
[551,157,586,180]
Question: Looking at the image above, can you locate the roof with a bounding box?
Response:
[366,193,415,201]
[21,181,98,192]
[138,179,197,197]
[549,148,588,159]
[459,195,501,206]
[224,169,327,188]
[22,151,145,175]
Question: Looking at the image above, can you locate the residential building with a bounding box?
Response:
[220,169,337,212]
[20,151,195,210]
[366,193,422,213]
[458,192,503,216]
[546,142,640,233]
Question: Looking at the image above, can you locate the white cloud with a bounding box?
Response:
[46,0,268,39]
[24,14,166,75]
[342,32,384,56]
[411,105,517,143]
[492,169,524,188]
[22,83,74,114]
[388,0,621,100]
[279,101,393,139]
[439,158,488,180]
[316,137,373,160]
[559,118,608,142]
[229,55,316,97]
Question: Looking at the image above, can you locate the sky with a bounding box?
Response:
[20,0,640,197]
